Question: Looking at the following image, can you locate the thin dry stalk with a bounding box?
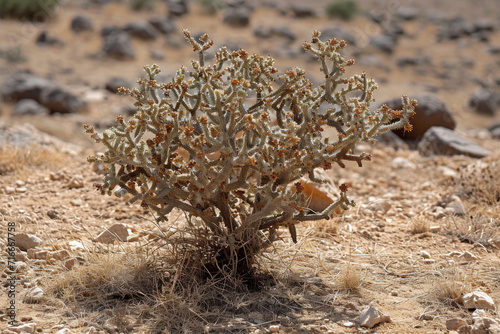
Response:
[334,231,362,290]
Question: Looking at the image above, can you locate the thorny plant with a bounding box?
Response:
[85,30,416,277]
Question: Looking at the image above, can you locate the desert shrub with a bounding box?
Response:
[325,0,359,20]
[129,0,156,11]
[0,0,60,19]
[85,30,415,278]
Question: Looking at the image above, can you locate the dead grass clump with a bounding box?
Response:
[43,230,287,332]
[456,151,500,206]
[45,249,167,312]
[445,213,500,247]
[44,244,236,332]
[427,264,471,309]
[335,262,362,290]
[408,217,431,234]
[0,144,67,179]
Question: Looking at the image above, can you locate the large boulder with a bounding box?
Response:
[489,123,500,139]
[468,88,500,116]
[382,94,456,141]
[271,26,296,42]
[12,99,49,115]
[105,77,134,93]
[102,32,135,60]
[395,7,419,21]
[418,127,491,158]
[223,7,251,27]
[70,14,93,33]
[123,21,159,40]
[2,73,87,114]
[321,25,357,46]
[101,25,121,37]
[290,4,316,18]
[370,34,396,54]
[0,123,82,154]
[148,17,177,35]
[167,0,189,17]
[437,17,473,41]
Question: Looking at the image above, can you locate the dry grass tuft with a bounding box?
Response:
[42,213,363,332]
[0,144,67,179]
[304,219,339,238]
[445,213,500,247]
[335,262,362,290]
[426,264,472,310]
[408,216,431,234]
[45,248,167,311]
[43,235,284,332]
[456,151,500,207]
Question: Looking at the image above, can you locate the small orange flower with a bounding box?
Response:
[199,115,208,124]
[404,122,413,133]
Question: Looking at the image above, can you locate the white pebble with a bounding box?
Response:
[269,325,280,332]
[419,250,431,259]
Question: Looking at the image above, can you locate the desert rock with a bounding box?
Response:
[14,233,42,251]
[2,73,87,114]
[102,32,135,60]
[123,21,159,40]
[24,286,45,303]
[8,323,37,334]
[382,95,456,141]
[418,127,491,158]
[447,318,467,330]
[359,305,391,328]
[71,14,93,33]
[463,291,495,310]
[223,7,251,27]
[95,223,130,244]
[12,99,49,115]
[469,88,500,116]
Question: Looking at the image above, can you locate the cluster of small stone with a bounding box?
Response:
[85,30,415,248]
